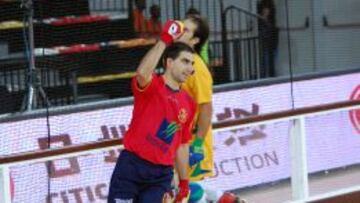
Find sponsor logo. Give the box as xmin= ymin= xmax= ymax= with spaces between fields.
xmin=156 ymin=120 xmax=179 ymax=144
xmin=349 ymin=85 xmax=360 ymax=134
xmin=216 ymin=104 xmax=266 ymax=147
xmin=48 ymin=183 xmax=108 ymax=202
xmin=38 ymin=134 xmax=80 ymax=178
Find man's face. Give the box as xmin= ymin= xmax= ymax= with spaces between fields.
xmin=176 ymin=19 xmax=198 ymax=47
xmin=167 ymin=51 xmax=195 ymax=83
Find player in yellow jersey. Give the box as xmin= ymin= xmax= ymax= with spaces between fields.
xmin=177 ymin=14 xmax=214 ymax=182
xmin=172 ymin=14 xmax=247 ymax=203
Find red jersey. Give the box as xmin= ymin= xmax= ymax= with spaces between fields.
xmin=124 ymin=75 xmax=196 ymax=166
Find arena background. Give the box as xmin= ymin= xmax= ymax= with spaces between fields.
xmin=0 ymin=0 xmax=359 ymax=202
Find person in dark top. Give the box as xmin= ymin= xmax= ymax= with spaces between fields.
xmin=257 ymin=0 xmax=279 ymax=78
xmin=146 ymin=4 xmax=162 ymax=37
xmin=133 ymin=0 xmax=147 ymax=35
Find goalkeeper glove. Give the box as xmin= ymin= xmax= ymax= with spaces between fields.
xmin=160 ymin=20 xmax=184 ymax=45
xmin=189 ymin=136 xmax=204 ymax=166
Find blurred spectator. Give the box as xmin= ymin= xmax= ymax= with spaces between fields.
xmin=146 ymin=4 xmax=162 ymax=37
xmin=257 ymin=0 xmax=278 ymax=78
xmin=186 ymin=7 xmax=200 ymax=16
xmin=133 ymin=0 xmax=147 ymax=35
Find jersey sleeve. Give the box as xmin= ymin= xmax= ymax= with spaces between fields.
xmin=131 ymin=74 xmax=159 ymax=98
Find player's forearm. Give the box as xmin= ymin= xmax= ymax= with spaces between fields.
xmin=196 ymin=102 xmax=213 ymax=139
xmin=136 ymin=41 xmax=166 ymax=87
xmin=175 ymin=143 xmax=189 ymax=180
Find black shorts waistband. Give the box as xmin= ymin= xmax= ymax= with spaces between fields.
xmin=121 ymin=149 xmax=173 ymax=170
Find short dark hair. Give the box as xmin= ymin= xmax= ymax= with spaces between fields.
xmin=162 ymin=42 xmax=195 ymax=67
xmin=187 ymin=14 xmax=209 ymax=54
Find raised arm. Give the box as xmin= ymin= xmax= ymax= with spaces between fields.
xmin=136 ymin=41 xmax=166 ymax=88
xmin=136 ymin=20 xmax=184 ymax=88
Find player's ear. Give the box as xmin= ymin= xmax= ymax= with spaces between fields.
xmin=165 ymin=58 xmax=173 ymax=69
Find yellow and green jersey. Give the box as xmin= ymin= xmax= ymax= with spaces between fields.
xmin=182 ymin=54 xmax=214 ymax=181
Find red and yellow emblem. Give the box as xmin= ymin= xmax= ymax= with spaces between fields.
xmin=178 ymin=108 xmax=188 ymax=123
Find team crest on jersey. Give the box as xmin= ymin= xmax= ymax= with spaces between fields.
xmin=178 ymin=108 xmax=188 ymax=123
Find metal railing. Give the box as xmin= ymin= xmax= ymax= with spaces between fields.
xmin=220 ymin=4 xmax=268 ymax=82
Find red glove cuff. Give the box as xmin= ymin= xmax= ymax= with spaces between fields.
xmin=160 ymin=32 xmax=173 ymax=46
xmin=175 ymin=179 xmax=190 ymax=202
xmin=160 ymin=20 xmax=184 ymax=46
xmin=178 ymin=179 xmax=189 ymax=190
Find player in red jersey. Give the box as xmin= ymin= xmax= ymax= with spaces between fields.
xmin=108 ymin=20 xmax=196 ymax=203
